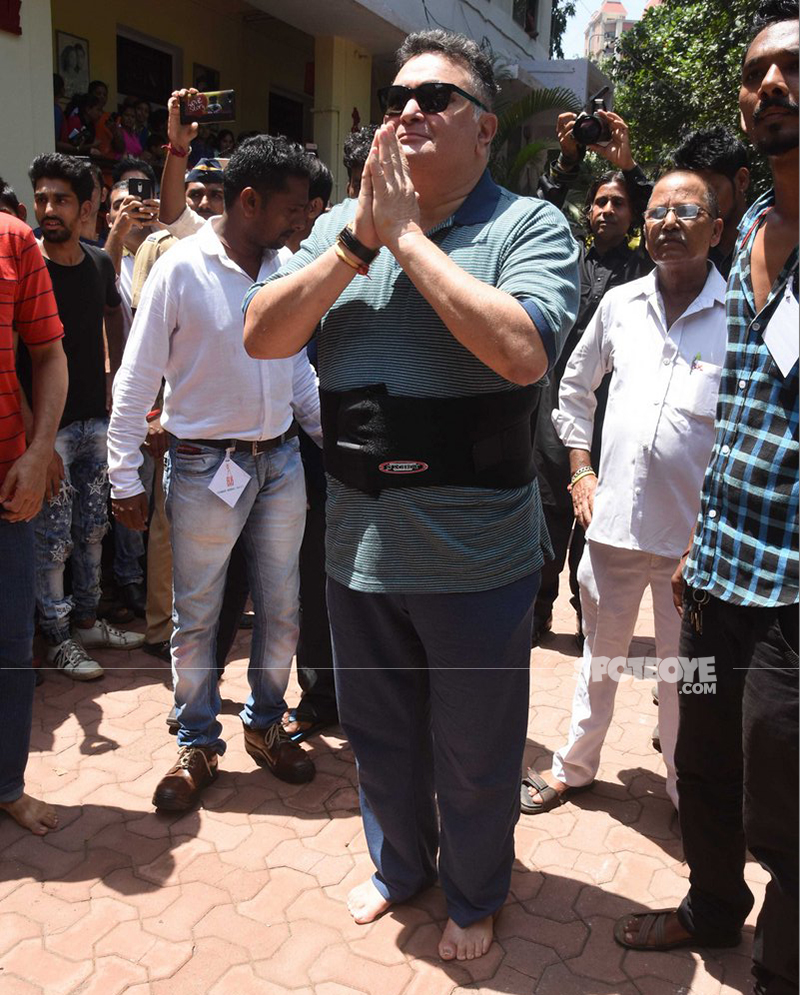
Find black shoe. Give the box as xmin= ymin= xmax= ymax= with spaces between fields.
xmin=143 ymin=640 xmax=171 ymax=663
xmin=531 ymin=614 xmax=552 ymax=647
xmin=119 ymin=581 xmax=146 ymax=618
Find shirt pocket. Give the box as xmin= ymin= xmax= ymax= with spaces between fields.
xmin=678 ymin=363 xmax=722 ymax=421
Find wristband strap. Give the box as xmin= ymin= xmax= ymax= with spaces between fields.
xmin=162 ymin=142 xmax=189 ymax=158
xmin=338 ymin=225 xmax=378 ymax=265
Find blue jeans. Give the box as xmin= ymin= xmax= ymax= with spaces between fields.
xmin=34 ymin=418 xmax=110 ymax=644
xmin=164 ymin=436 xmax=307 ymax=754
xmin=0 ymin=519 xmax=36 ymax=802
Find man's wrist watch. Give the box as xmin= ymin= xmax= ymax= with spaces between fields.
xmin=338 ymin=225 xmax=378 ymax=265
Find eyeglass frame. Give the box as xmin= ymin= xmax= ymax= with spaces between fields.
xmin=643 ymin=203 xmax=713 ymax=224
xmin=377 ymin=81 xmax=489 ymax=118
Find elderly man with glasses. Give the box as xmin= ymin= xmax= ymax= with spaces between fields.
xmin=522 ymin=169 xmax=728 ymax=818
xmin=243 ymin=30 xmax=579 ymax=961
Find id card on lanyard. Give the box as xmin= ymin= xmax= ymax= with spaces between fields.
xmin=208 ymin=448 xmax=252 ymax=507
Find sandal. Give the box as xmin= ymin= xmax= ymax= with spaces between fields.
xmin=520 ymin=770 xmax=594 ymax=815
xmin=613 ymin=909 xmax=741 ymax=951
xmin=282 ymin=701 xmax=339 ymax=743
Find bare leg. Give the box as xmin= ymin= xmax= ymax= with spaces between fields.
xmin=347 ymin=879 xmax=392 ymax=924
xmin=439 ymin=915 xmax=494 ymax=961
xmin=0 ymin=793 xmax=58 ymax=836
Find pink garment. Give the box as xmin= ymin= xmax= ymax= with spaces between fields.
xmin=121 ymin=130 xmax=143 ymax=157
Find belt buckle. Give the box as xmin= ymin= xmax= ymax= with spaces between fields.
xmin=251 ymin=440 xmax=259 ymax=457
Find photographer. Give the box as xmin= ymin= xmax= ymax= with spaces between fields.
xmin=530 ymin=108 xmax=653 ymax=647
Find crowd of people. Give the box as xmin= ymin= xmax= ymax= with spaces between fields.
xmin=0 ymin=1 xmax=797 ymax=990
xmin=54 ymin=74 xmax=257 ymax=179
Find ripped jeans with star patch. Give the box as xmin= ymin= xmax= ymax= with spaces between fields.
xmin=34 ymin=418 xmax=110 ymax=645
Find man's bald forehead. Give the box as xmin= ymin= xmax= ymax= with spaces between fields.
xmin=650 ymin=169 xmax=719 ymax=215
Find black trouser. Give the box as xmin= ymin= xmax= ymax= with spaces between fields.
xmin=533 ymin=504 xmax=584 ymax=622
xmin=295 ymin=478 xmax=337 ymax=721
xmin=675 ymin=590 xmax=798 ymax=994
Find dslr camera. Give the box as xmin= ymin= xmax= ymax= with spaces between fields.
xmin=572 ymin=87 xmax=612 ymax=147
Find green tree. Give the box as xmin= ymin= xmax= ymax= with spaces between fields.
xmin=550 ymin=0 xmax=578 ymax=59
xmin=490 ymin=86 xmax=581 ymax=192
xmin=607 ymin=0 xmax=767 ymax=185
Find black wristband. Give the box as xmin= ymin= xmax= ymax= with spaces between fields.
xmin=338 ymin=225 xmax=379 ymax=265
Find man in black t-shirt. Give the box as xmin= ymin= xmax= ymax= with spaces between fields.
xmin=23 ymin=154 xmax=144 ymax=680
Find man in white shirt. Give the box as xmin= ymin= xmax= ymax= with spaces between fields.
xmin=522 ymin=170 xmax=727 ymax=815
xmin=108 ymin=136 xmax=321 ymax=811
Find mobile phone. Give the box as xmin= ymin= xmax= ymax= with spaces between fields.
xmin=180 ymin=89 xmax=236 ymax=125
xmin=128 ymin=178 xmax=153 ymax=200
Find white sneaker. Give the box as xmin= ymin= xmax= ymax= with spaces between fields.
xmin=73 ymin=620 xmax=145 ymax=651
xmin=47 ymin=638 xmax=104 ymax=681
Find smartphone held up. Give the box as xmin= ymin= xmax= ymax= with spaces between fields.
xmin=180 ymin=90 xmax=236 ymax=125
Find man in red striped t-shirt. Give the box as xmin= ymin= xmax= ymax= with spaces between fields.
xmin=0 ymin=207 xmax=68 ymax=835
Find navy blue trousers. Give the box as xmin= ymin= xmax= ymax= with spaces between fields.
xmin=328 ymin=570 xmax=539 ymax=927
xmin=0 ymin=519 xmax=36 ymax=802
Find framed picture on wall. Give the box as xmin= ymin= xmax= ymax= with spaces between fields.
xmin=56 ymin=31 xmax=90 ymax=100
xmin=193 ymin=64 xmax=220 ymax=92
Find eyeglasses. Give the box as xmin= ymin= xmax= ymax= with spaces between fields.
xmin=378 ymin=82 xmax=489 ymax=117
xmin=644 ymin=204 xmax=711 ymax=223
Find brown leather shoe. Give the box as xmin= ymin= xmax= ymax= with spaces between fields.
xmin=243 ymin=721 xmax=315 ymax=784
xmin=152 ymin=746 xmax=218 ymax=811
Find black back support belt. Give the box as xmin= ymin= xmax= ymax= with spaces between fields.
xmin=320 ymin=383 xmax=540 ymax=494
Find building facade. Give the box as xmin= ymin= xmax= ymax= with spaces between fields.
xmin=1 ymin=0 xmax=559 ymax=207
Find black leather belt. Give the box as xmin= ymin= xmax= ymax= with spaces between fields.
xmin=188 ymin=422 xmax=298 ymax=455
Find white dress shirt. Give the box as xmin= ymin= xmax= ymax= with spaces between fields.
xmin=554 ymin=265 xmax=727 ymax=558
xmin=165 ymin=204 xmax=206 ymax=240
xmin=118 ymin=251 xmax=134 ymax=339
xmin=108 ymin=217 xmax=321 ymax=499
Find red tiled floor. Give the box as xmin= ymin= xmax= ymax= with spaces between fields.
xmin=0 ymin=583 xmax=761 ymax=993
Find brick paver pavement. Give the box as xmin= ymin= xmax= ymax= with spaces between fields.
xmin=0 ymin=583 xmax=765 ymax=994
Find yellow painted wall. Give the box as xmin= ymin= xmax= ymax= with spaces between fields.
xmin=313 ymin=36 xmax=373 ymax=202
xmin=49 ymin=0 xmax=314 ymax=134
xmin=0 ymin=0 xmax=54 ymax=216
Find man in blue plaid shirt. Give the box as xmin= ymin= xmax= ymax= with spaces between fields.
xmin=615 ymin=3 xmax=798 ymax=992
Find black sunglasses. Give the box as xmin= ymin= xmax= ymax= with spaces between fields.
xmin=378 ymin=82 xmax=489 ymax=117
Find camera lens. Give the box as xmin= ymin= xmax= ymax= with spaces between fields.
xmin=574 ymin=115 xmax=603 ymax=146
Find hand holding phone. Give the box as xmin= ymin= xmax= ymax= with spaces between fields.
xmin=180 ymin=89 xmax=236 ymax=125
xmin=128 ymin=178 xmax=153 ymax=201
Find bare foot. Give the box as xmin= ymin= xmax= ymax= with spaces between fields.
xmin=0 ymin=793 xmax=58 ymax=836
xmin=439 ymin=915 xmax=494 ymax=961
xmin=347 ymin=879 xmax=392 ymax=924
xmin=525 ymin=770 xmax=567 ymax=806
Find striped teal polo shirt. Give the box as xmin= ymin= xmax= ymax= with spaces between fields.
xmin=244 ymin=170 xmax=580 ymax=593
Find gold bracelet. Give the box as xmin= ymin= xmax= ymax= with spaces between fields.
xmin=334 ymin=241 xmax=368 ymax=276
xmin=568 ymin=466 xmax=596 ymax=492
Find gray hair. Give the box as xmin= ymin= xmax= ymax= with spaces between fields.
xmin=395 ymin=30 xmax=498 ymax=111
